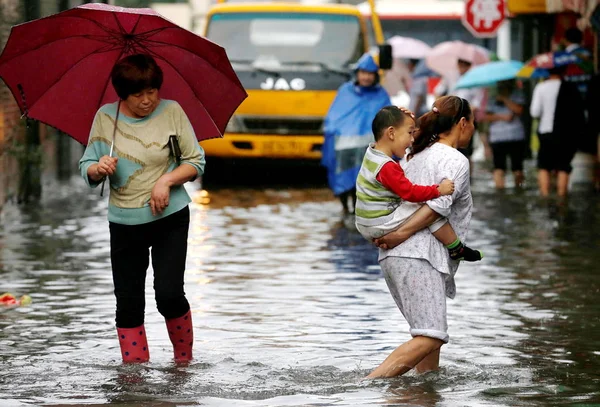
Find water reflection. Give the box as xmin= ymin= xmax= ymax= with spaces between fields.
xmin=0 ymin=166 xmax=599 ymax=406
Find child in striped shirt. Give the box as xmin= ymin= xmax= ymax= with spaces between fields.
xmin=355 ymin=105 xmax=482 ymax=262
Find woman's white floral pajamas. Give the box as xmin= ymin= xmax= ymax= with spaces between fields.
xmin=378 ymin=143 xmax=474 ymax=343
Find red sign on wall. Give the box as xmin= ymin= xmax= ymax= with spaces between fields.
xmin=462 ymin=0 xmax=506 ymax=38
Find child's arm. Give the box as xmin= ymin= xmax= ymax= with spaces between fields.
xmin=376 ymin=162 xmax=454 ymax=202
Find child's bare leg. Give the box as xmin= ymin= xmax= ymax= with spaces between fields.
xmin=367 ymin=336 xmax=443 ymax=379
xmin=431 ymin=222 xmax=457 ymax=246
xmin=432 ymin=223 xmax=483 ymax=262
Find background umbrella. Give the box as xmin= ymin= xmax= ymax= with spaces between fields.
xmin=388 ymin=36 xmax=432 ymax=59
xmin=412 ymin=59 xmax=439 ymax=79
xmin=0 ymin=3 xmax=247 ymax=144
xmin=516 ymin=51 xmax=581 ymax=79
xmin=455 ymin=60 xmax=524 ymax=89
xmin=425 ymin=41 xmax=490 ymax=77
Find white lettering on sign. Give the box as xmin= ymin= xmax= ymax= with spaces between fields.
xmin=290 ymin=78 xmax=306 ymax=91
xmin=470 ymin=0 xmax=502 ymax=29
xmin=274 ymin=78 xmax=290 ymax=90
xmin=260 ymin=77 xmax=306 ymax=91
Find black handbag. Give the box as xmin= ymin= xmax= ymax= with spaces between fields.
xmin=168 ymin=135 xmax=182 ymax=165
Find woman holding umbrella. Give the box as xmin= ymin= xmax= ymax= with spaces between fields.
xmin=0 ymin=3 xmax=246 ymax=363
xmin=80 ymin=54 xmax=205 ymax=363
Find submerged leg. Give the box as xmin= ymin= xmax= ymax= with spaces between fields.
xmin=367 ymin=336 xmax=444 ymax=378
xmin=557 ymin=171 xmax=570 ymax=197
xmin=415 ymin=347 xmax=440 ymax=373
xmin=538 ymin=169 xmax=551 ymax=197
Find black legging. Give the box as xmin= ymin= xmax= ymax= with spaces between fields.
xmin=338 ymin=188 xmax=357 ymax=214
xmin=109 ymin=206 xmax=190 ymax=328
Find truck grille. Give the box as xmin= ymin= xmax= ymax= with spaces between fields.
xmin=242 ymin=117 xmax=323 ymax=135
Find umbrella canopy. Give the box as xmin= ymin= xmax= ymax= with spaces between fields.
xmin=388 ymin=36 xmax=432 ymax=59
xmin=425 ymin=41 xmax=490 ymax=77
xmin=516 ymin=51 xmax=581 ymax=79
xmin=454 ymin=60 xmax=524 ymax=89
xmin=412 ymin=59 xmax=439 ymax=79
xmin=0 ymin=3 xmax=247 ymax=144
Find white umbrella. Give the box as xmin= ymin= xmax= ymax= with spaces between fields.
xmin=388 ymin=36 xmax=432 ymax=59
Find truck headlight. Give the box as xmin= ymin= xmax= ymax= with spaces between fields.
xmin=225 ymin=115 xmax=243 ymax=133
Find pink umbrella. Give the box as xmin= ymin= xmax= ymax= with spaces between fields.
xmin=0 ymin=3 xmax=247 ymax=144
xmin=425 ymin=41 xmax=490 ymax=77
xmin=388 ymin=36 xmax=432 ymax=59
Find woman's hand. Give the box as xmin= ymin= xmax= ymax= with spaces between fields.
xmin=373 ymin=205 xmax=443 ymax=250
xmin=373 ymin=229 xmax=411 ymax=250
xmin=398 ymin=107 xmax=415 ymax=120
xmin=88 ymin=155 xmax=118 ymax=182
xmin=150 ymin=177 xmax=172 ymax=216
xmin=97 ymin=155 xmax=118 ymax=177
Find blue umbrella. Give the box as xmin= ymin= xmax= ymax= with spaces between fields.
xmin=455 ymin=60 xmax=524 ymax=89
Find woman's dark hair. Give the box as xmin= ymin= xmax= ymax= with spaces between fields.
xmin=409 ymin=96 xmax=472 ymax=158
xmin=111 ymin=54 xmax=163 ymax=100
xmin=372 ymin=105 xmax=410 ymax=141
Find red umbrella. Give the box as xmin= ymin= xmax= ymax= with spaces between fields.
xmin=0 ymin=3 xmax=247 ymax=144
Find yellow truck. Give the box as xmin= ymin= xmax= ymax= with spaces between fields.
xmin=200 ymin=0 xmax=389 ymax=161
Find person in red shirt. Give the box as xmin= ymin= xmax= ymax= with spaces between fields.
xmin=355 ymin=105 xmax=482 ymax=261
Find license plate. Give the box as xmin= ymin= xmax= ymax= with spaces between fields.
xmin=261 ymin=140 xmax=305 ymax=156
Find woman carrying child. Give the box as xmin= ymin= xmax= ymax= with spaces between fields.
xmin=365 ymin=96 xmax=478 ymax=378
xmin=355 ymin=105 xmax=481 ymax=262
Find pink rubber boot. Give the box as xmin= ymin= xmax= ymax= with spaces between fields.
xmin=117 ymin=325 xmax=150 ymax=363
xmin=165 ymin=310 xmax=193 ymax=362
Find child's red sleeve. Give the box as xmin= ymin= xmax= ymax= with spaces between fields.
xmin=376 ymin=162 xmax=440 ymax=202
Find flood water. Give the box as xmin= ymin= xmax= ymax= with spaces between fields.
xmin=1 ymin=162 xmax=599 ymax=406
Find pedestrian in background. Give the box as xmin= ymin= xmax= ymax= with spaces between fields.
xmin=407 ymin=59 xmax=432 ymax=118
xmin=435 ymin=59 xmax=485 ymax=166
xmin=79 ymin=54 xmax=205 ymax=363
xmin=484 ymin=79 xmax=527 ymax=189
xmin=561 ymin=27 xmax=593 ymax=96
xmin=530 ymin=66 xmax=585 ymax=197
xmin=322 ymin=53 xmax=391 ymax=216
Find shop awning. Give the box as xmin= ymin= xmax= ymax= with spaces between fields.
xmin=508 ymin=0 xmax=599 ymax=30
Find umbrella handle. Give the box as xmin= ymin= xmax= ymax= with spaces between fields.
xmin=99 ymin=139 xmax=114 ymax=197
xmin=100 ymin=101 xmax=120 ymax=198
xmin=100 ymin=178 xmax=107 ymax=196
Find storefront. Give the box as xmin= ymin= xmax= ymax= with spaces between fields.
xmin=507 ymin=0 xmax=599 ymax=67
xmin=507 ymin=0 xmax=599 ymax=189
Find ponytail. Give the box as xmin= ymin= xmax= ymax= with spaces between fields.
xmin=408 ymin=96 xmax=471 ymax=159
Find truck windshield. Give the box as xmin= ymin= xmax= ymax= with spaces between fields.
xmin=364 ymin=18 xmax=495 ymax=48
xmin=207 ymin=12 xmax=363 ymax=68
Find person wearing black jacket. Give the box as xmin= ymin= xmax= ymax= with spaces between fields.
xmin=530 ymin=66 xmax=586 ymax=197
